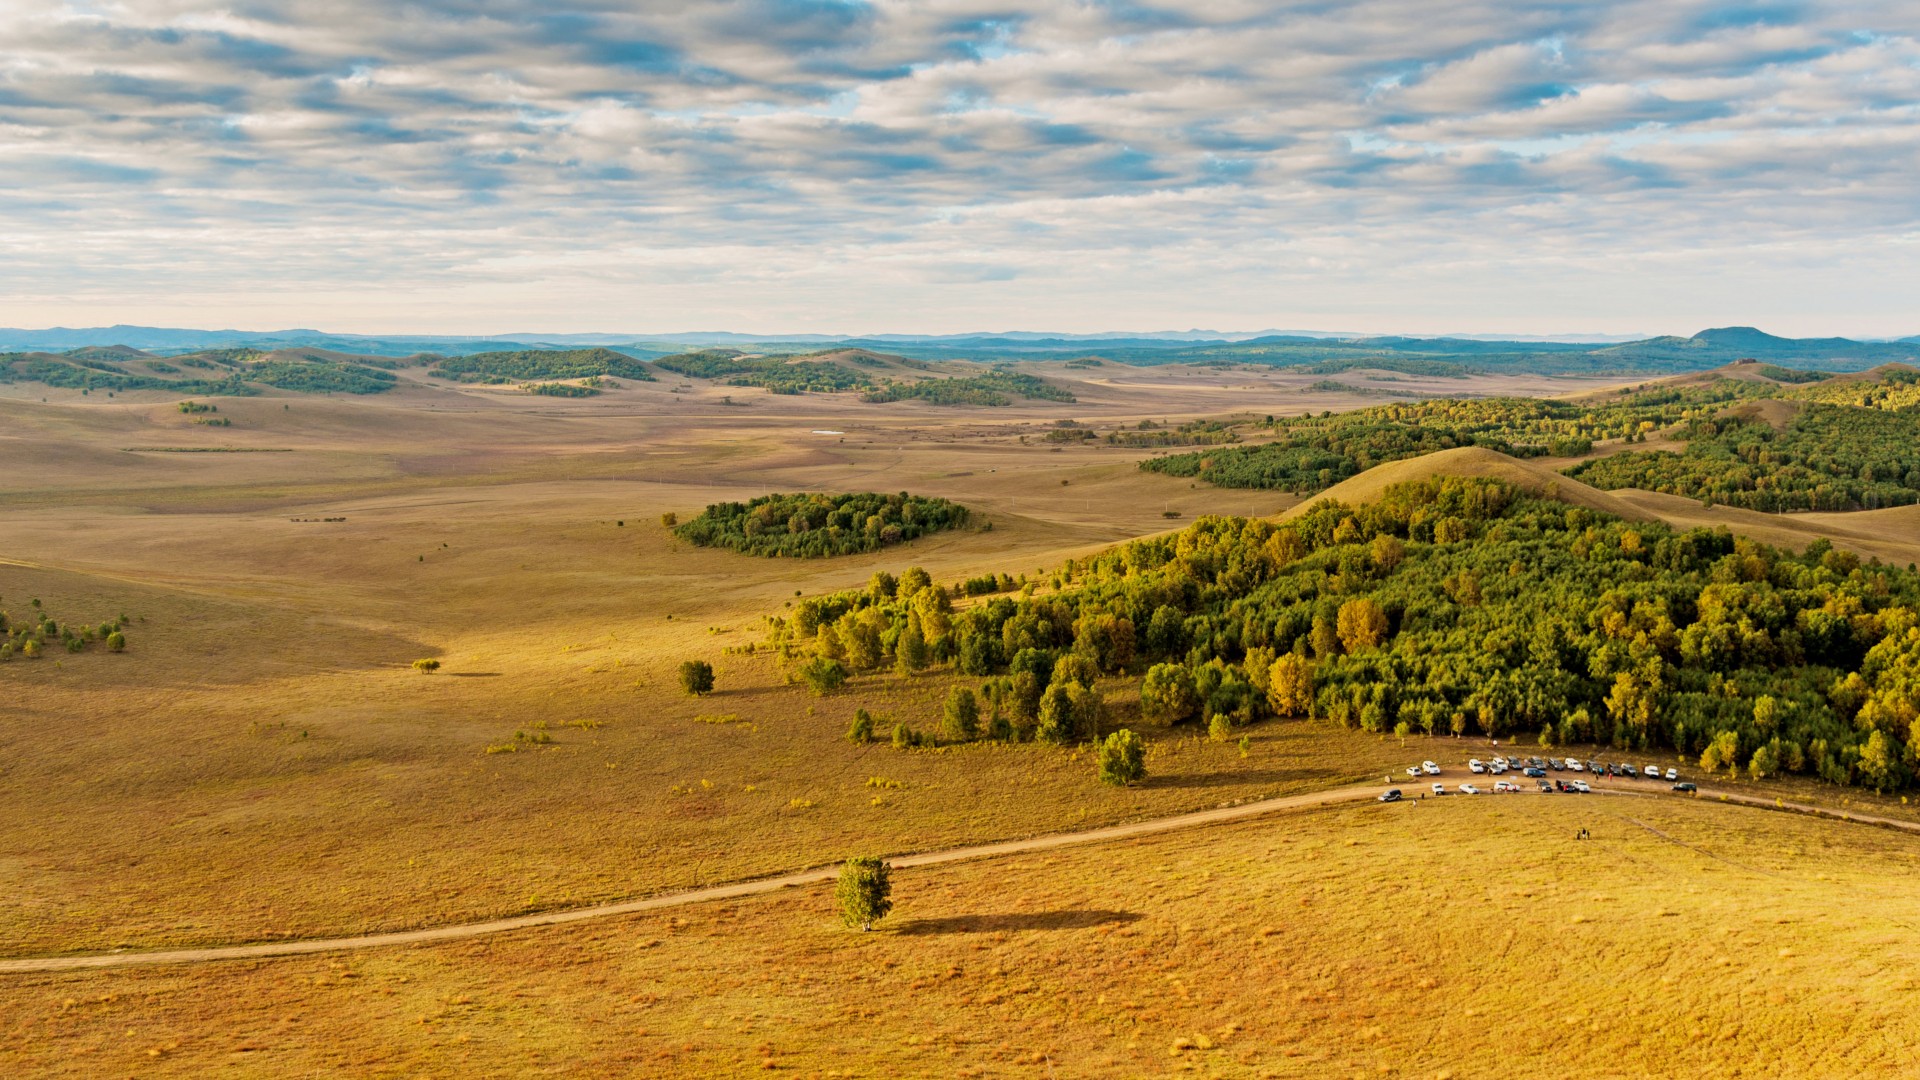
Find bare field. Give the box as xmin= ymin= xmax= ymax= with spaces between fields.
xmin=4 ymin=792 xmax=1917 ymax=1078
xmin=3 ymin=369 xmax=1626 ymax=956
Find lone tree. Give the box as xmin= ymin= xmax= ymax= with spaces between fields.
xmin=1098 ymin=728 xmax=1146 ymax=786
xmin=846 ymin=708 xmax=875 ymax=743
xmin=678 ymin=659 xmax=715 ymax=696
xmin=412 ymin=658 xmax=440 ymax=673
xmin=836 ymin=857 xmax=893 ymax=931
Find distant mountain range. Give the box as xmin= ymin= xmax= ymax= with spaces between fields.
xmin=0 ymin=324 xmax=1913 ymax=374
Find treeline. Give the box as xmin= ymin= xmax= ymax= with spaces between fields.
xmin=430 ymin=348 xmax=656 ymax=384
xmin=862 ymin=371 xmax=1076 ymax=406
xmin=1 ymin=598 xmax=128 ymax=659
xmin=1106 ymin=419 xmax=1240 ymax=448
xmin=0 ymin=355 xmax=252 ymax=396
xmin=1140 ymin=390 xmax=1759 ymax=493
xmin=248 ymin=360 xmax=397 ymax=394
xmin=761 ymin=475 xmax=1920 ymax=792
xmin=674 ymin=492 xmax=971 ymax=557
xmin=1568 ymin=405 xmax=1920 ymax=511
xmin=652 ymin=350 xmax=874 ymax=395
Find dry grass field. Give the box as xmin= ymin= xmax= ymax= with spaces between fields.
xmin=4 ymin=791 xmax=1919 ymax=1078
xmin=5 ymin=362 xmax=1918 ymax=1077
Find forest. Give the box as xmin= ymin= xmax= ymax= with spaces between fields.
xmin=246 ymin=359 xmax=398 ymax=394
xmin=1105 ymin=419 xmax=1241 ymax=448
xmin=1787 ymin=367 xmax=1920 ymax=411
xmin=862 ymin=371 xmax=1076 ymax=406
xmin=1568 ymin=405 xmax=1920 ymax=511
xmin=673 ymin=492 xmax=972 ymax=557
xmin=429 ymin=348 xmax=656 ymax=384
xmin=650 ymin=350 xmax=875 ymax=394
xmin=759 ymin=476 xmax=1920 ymax=792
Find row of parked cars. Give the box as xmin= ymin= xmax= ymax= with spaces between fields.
xmin=1381 ymin=755 xmax=1695 ymax=802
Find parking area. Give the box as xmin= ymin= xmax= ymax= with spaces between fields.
xmin=1379 ymin=755 xmax=1694 ymax=802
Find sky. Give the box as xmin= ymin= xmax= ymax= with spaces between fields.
xmin=1 ymin=1 xmax=1917 ymax=338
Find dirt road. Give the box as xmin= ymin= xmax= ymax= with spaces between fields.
xmin=4 ymin=777 xmax=1913 ymax=974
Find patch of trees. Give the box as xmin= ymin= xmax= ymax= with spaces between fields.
xmin=862 ymin=371 xmax=1076 ymax=406
xmin=1106 ymin=419 xmax=1240 ymax=448
xmin=760 ymin=474 xmax=1920 ymax=793
xmin=1 ymin=598 xmax=128 ymax=660
xmin=0 ymin=354 xmax=252 ymax=396
xmin=525 ymin=381 xmax=601 ymax=397
xmin=247 ymin=360 xmax=397 ymax=394
xmin=430 ymin=348 xmax=656 ymax=384
xmin=1787 ymin=369 xmax=1920 ymax=412
xmin=650 ymin=350 xmax=874 ymax=395
xmin=1140 ymin=390 xmax=1760 ymax=493
xmin=674 ymin=492 xmax=971 ymax=558
xmin=1568 ymin=405 xmax=1920 ymax=511
xmin=1753 ymin=365 xmax=1825 ymax=384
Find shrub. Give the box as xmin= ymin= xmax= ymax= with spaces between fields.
xmin=412 ymin=658 xmax=440 ymax=673
xmin=678 ymin=659 xmax=715 ymax=696
xmin=800 ymin=656 xmax=848 ymax=695
xmin=847 ymin=708 xmax=874 ymax=743
xmin=890 ymin=722 xmax=921 ymax=749
xmin=1098 ymin=729 xmax=1147 ymax=786
xmin=835 ymin=857 xmax=893 ymax=931
xmin=661 ymin=511 xmax=677 ymax=527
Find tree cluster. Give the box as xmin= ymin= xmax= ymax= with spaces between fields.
xmin=674 ymin=492 xmax=970 ymax=558
xmin=1 ymin=598 xmax=128 ymax=660
xmin=430 ymin=348 xmax=656 ymax=384
xmin=862 ymin=372 xmax=1076 ymax=406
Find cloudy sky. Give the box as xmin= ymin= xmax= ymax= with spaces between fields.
xmin=2 ymin=1 xmax=1917 ymax=336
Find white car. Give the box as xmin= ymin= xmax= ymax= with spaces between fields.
xmin=1489 ymin=761 xmax=1507 ymax=774
xmin=1422 ymin=761 xmax=1441 ymax=775
xmin=1458 ymin=784 xmax=1481 ymax=795
xmin=1665 ymin=768 xmax=1679 ymax=781
xmin=1565 ymin=759 xmax=1584 ymax=772
xmin=1493 ymin=780 xmax=1520 ymax=792
xmin=1643 ymin=764 xmax=1663 ymax=779
xmin=1468 ymin=759 xmax=1486 ymax=773
xmin=1431 ymin=783 xmax=1446 ymax=795
xmin=1572 ymin=780 xmax=1591 ymax=793
xmin=1406 ymin=766 xmax=1421 ymax=779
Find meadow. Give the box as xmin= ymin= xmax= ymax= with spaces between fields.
xmin=4 ymin=357 xmax=1919 ymax=1076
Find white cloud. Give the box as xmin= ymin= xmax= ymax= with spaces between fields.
xmin=0 ymin=0 xmax=1916 ymax=335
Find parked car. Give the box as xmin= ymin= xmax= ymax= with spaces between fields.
xmin=1673 ymin=782 xmax=1698 ymax=793
xmin=1489 ymin=760 xmax=1508 ymax=774
xmin=1620 ymin=765 xmax=1639 ymax=778
xmin=1379 ymin=789 xmax=1403 ymax=802
xmin=1493 ymin=780 xmax=1520 ymax=792
xmin=1459 ymin=784 xmax=1481 ymax=795
xmin=1587 ymin=760 xmax=1602 ymax=773
xmin=1537 ymin=778 xmax=1554 ymax=792
xmin=1406 ymin=766 xmax=1422 ymax=779
xmin=1527 ymin=757 xmax=1546 ymax=768
xmin=1643 ymin=764 xmax=1662 ymax=778
xmin=1422 ymin=761 xmax=1441 ymax=775
xmin=1572 ymin=780 xmax=1591 ymax=793
xmin=1665 ymin=768 xmax=1679 ymax=781
xmin=1566 ymin=759 xmax=1585 ymax=772
xmin=1548 ymin=758 xmax=1565 ymax=771
xmin=1468 ymin=759 xmax=1486 ymax=773
xmin=1524 ymin=766 xmax=1546 ymax=778
xmin=1506 ymin=756 xmax=1523 ymax=769
xmin=1432 ymin=783 xmax=1447 ymax=795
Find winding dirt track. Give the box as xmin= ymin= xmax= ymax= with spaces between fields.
xmin=4 ymin=779 xmax=1914 ymax=974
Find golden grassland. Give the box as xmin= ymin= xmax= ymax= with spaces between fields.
xmin=6 ymin=364 xmax=1920 ymax=1077
xmin=4 ymin=792 xmax=1919 ymax=1078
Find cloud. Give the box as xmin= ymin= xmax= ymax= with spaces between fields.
xmin=0 ymin=0 xmax=1917 ymax=335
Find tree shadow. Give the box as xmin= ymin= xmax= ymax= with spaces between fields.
xmin=1142 ymin=769 xmax=1298 ymax=789
xmin=893 ymin=910 xmax=1142 ymax=936
xmin=447 ymin=671 xmax=503 ymax=678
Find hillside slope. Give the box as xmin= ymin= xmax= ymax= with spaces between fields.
xmin=1279 ymin=446 xmax=1660 ymax=522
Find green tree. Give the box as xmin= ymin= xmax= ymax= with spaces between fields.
xmin=1140 ymin=662 xmax=1200 ymax=725
xmin=1859 ymin=730 xmax=1905 ymax=793
xmin=1699 ymin=730 xmax=1741 ymax=776
xmin=835 ymin=857 xmax=893 ymax=931
xmin=894 ymin=619 xmax=929 ymax=675
xmin=1036 ymin=683 xmax=1078 ymax=744
xmin=678 ymin=659 xmax=715 ymax=696
xmin=412 ymin=658 xmax=440 ymax=673
xmin=943 ymin=686 xmax=980 ymax=742
xmin=799 ymin=656 xmax=848 ymax=695
xmin=847 ymin=708 xmax=874 ymax=743
xmin=1098 ymin=729 xmax=1147 ymax=786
